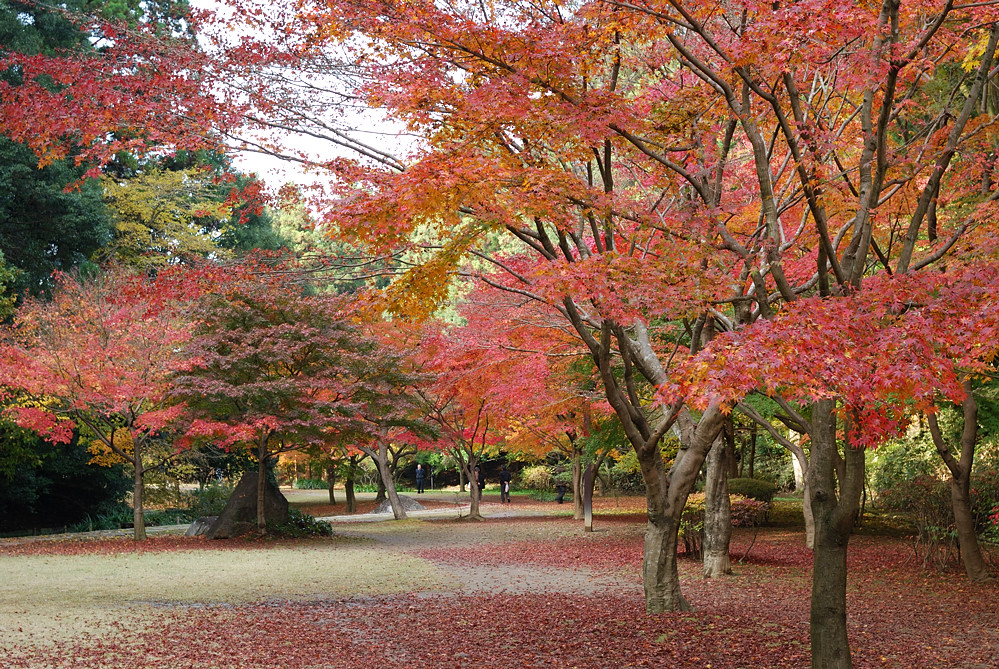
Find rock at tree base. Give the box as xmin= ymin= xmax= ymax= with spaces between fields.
xmin=373 ymin=495 xmax=426 ymax=514
xmin=186 ymin=516 xmax=217 ymax=537
xmin=206 ymin=472 xmax=289 ymax=539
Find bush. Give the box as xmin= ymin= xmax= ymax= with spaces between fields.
xmin=985 ymin=505 xmax=999 ymax=544
xmin=728 ymin=478 xmax=778 ymax=503
xmin=879 ymin=476 xmax=955 ymax=568
xmin=66 ymin=503 xmax=135 ymax=533
xmin=678 ymin=493 xmax=771 ymax=559
xmin=144 ymin=508 xmax=193 ymax=526
xmin=293 ymin=478 xmax=327 ymax=490
xmin=519 ymin=465 xmax=552 ymax=490
xmin=184 ymin=483 xmax=234 ymax=517
xmin=270 ymin=508 xmax=334 ymax=538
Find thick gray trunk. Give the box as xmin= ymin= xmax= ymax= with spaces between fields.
xmin=702 ymin=435 xmax=732 ymax=578
xmin=637 ymin=405 xmax=725 ymax=612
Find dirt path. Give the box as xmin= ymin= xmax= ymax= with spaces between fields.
xmin=326 ymin=504 xmax=644 ymax=597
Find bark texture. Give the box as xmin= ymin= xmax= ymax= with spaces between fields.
xmin=702 ymin=435 xmax=732 ymax=578
xmin=808 ymin=400 xmax=864 ymax=669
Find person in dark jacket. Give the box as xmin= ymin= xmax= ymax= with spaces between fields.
xmin=415 ymin=463 xmax=426 ymax=494
xmin=474 ymin=466 xmax=485 ymax=500
xmin=498 ymin=465 xmax=512 ymax=503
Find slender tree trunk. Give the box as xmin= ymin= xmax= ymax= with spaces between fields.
xmin=374 ymin=430 xmax=406 ymax=520
xmin=572 ymin=450 xmax=584 ymax=520
xmin=803 ymin=478 xmax=816 ymax=549
xmin=326 ymin=465 xmax=336 ymax=504
xmin=724 ymin=419 xmax=739 ymax=478
xmin=748 ymin=426 xmax=756 ymax=478
xmin=257 ymin=438 xmax=268 ymax=533
xmin=928 ymin=390 xmax=994 ymax=581
xmin=702 ymin=435 xmax=732 ymax=578
xmin=132 ymin=450 xmax=146 ymax=541
xmin=583 ymin=463 xmax=596 ymax=532
xmin=808 ymin=400 xmax=864 ymax=669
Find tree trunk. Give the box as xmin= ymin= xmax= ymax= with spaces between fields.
xmin=724 ymin=418 xmax=739 ymax=478
xmin=928 ymin=387 xmax=994 ymax=582
xmin=808 ymin=400 xmax=864 ymax=669
xmin=803 ymin=478 xmax=816 ymax=549
xmin=345 ymin=475 xmax=356 ymax=513
xmin=572 ymin=450 xmax=584 ymax=521
xmin=702 ymin=435 xmax=732 ymax=578
xmin=256 ymin=438 xmax=268 ymax=533
xmin=636 ymin=405 xmax=725 ymax=612
xmin=374 ymin=430 xmax=406 ymax=520
xmin=583 ymin=463 xmax=596 ymax=532
xmin=374 ymin=475 xmax=387 ymax=504
xmin=464 ymin=459 xmax=483 ymax=520
xmin=951 ymin=474 xmax=992 ymax=581
xmin=326 ymin=465 xmax=336 ymax=504
xmin=132 ymin=450 xmax=146 ymax=541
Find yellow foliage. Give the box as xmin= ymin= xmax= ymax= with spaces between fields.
xmin=87 ymin=428 xmax=133 ymax=467
xmin=100 ymin=168 xmax=233 ymax=268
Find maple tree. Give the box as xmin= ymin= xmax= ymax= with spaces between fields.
xmin=0 ymin=0 xmax=240 ymax=170
xmin=172 ymin=266 xmax=397 ymax=532
xmin=204 ymin=0 xmax=999 ymax=665
xmin=0 ymin=269 xmax=193 ymax=540
xmin=418 ymin=324 xmax=514 ymax=521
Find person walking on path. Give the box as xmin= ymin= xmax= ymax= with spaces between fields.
xmin=415 ymin=464 xmax=426 ymax=494
xmin=498 ymin=465 xmax=512 ymax=503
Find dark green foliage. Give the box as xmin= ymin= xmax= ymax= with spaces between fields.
xmin=270 ymin=508 xmax=334 ymax=537
xmin=66 ymin=504 xmax=134 ymax=532
xmin=0 ymin=431 xmax=131 ymax=533
xmin=184 ymin=482 xmax=235 ymax=517
xmin=293 ymin=478 xmax=327 ymax=490
xmin=0 ymin=138 xmax=111 ymax=297
xmin=728 ymin=478 xmax=778 ymax=503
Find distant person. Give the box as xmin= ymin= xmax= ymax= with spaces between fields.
xmin=475 ymin=466 xmax=485 ymax=500
xmin=555 ymin=481 xmax=568 ymax=504
xmin=415 ymin=464 xmax=426 ymax=494
xmin=498 ymin=465 xmax=512 ymax=503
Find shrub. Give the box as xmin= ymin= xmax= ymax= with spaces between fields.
xmin=270 ymin=508 xmax=334 ymax=537
xmin=66 ymin=503 xmax=134 ymax=533
xmin=728 ymin=478 xmax=778 ymax=503
xmin=879 ymin=476 xmax=955 ymax=568
xmin=678 ymin=493 xmax=770 ymax=559
xmin=985 ymin=505 xmax=999 ymax=544
xmin=519 ymin=465 xmax=553 ymax=490
xmin=184 ymin=483 xmax=234 ymax=517
xmin=144 ymin=508 xmax=193 ymax=526
xmin=293 ymin=478 xmax=327 ymax=490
